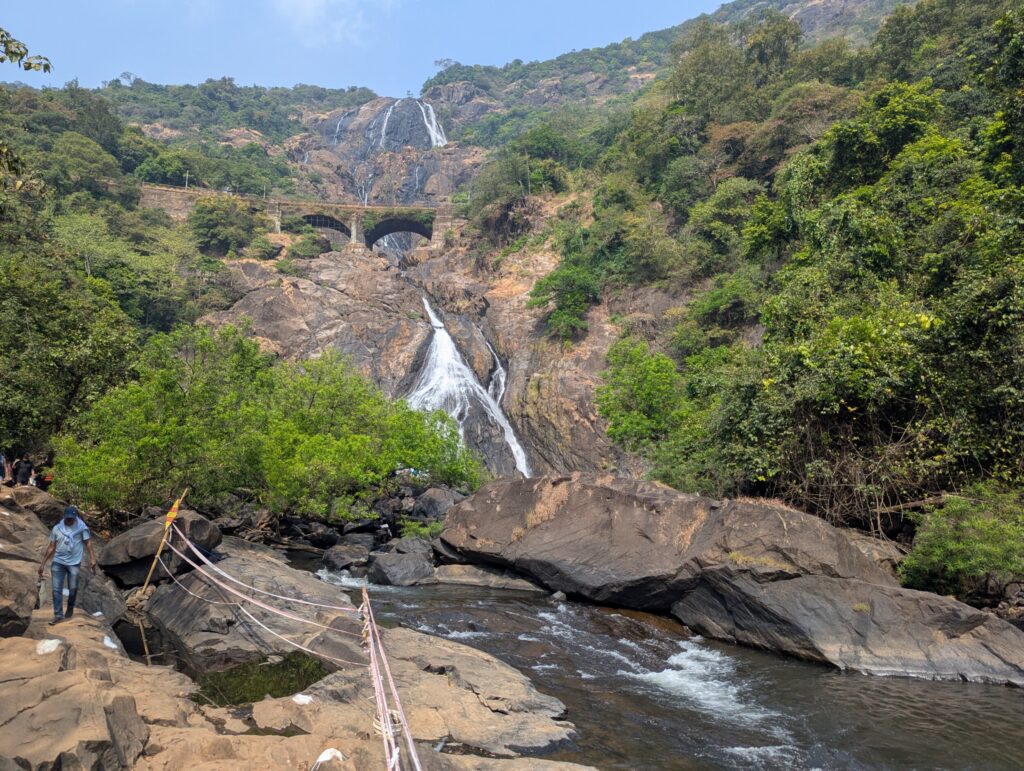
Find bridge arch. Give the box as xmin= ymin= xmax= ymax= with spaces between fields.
xmin=302 ymin=213 xmax=351 ymax=239
xmin=364 ymin=217 xmax=433 ymax=249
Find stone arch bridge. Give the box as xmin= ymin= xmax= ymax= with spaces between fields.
xmin=138 ymin=183 xmax=453 ymax=255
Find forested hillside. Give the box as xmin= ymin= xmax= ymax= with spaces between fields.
xmin=465 ymin=0 xmax=1024 ymax=599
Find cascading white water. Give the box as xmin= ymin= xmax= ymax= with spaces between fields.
xmin=415 ymin=100 xmax=448 ymax=148
xmin=408 ymin=298 xmax=531 ymax=476
xmin=379 ymin=100 xmax=398 ymax=147
xmin=377 ymin=98 xmax=448 ymax=150
xmin=332 ymin=115 xmax=345 ymax=146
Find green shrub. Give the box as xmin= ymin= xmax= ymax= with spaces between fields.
xmin=399 ymin=518 xmax=444 ymax=539
xmin=245 ymin=235 xmax=281 ymax=260
xmin=188 ymin=195 xmax=262 ymax=255
xmin=900 ymin=484 xmax=1024 ymax=599
xmin=192 ymin=653 xmax=328 ymax=706
xmin=53 ymin=326 xmax=481 ymax=517
xmin=288 ymin=234 xmax=329 ymax=259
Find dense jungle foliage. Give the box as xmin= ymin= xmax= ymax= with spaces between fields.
xmin=470 ymin=0 xmax=1024 ymax=598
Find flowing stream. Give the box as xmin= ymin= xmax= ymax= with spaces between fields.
xmin=406 ymin=297 xmax=532 ymax=476
xmin=312 ymin=574 xmax=1022 ymax=770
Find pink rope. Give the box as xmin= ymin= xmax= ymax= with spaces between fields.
xmin=162 ymin=538 xmax=363 ymax=638
xmin=362 ymin=599 xmax=400 ymax=769
xmin=363 ymin=588 xmax=423 ymax=771
xmin=170 ymin=523 xmax=360 ymax=614
xmin=158 ymin=544 xmax=365 ymax=668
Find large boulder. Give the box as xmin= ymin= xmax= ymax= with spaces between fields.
xmin=442 ymin=475 xmax=894 ymax=609
xmin=0 ymin=492 xmax=49 ymax=636
xmin=99 ymin=509 xmax=222 ymax=587
xmin=146 ymin=537 xmax=363 ymax=674
xmin=11 ymin=486 xmax=68 ymax=528
xmin=413 ymin=487 xmax=457 ymax=520
xmin=441 ymin=475 xmax=1024 ymax=685
xmin=250 ymin=626 xmax=578 ymax=758
xmin=672 ymin=568 xmax=1024 ymax=686
xmin=321 ymin=543 xmax=370 ymax=572
xmin=368 ymin=551 xmax=435 ymax=586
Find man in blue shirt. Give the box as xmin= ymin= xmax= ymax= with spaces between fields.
xmin=37 ymin=506 xmax=98 ymax=625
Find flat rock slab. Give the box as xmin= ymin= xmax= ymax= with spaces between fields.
xmin=434 ymin=563 xmax=546 ymax=593
xmin=672 ymin=569 xmax=1024 ymax=686
xmin=252 ymin=626 xmax=576 ymax=758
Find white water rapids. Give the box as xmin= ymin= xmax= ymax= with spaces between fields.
xmin=407 ymin=298 xmax=531 ymax=476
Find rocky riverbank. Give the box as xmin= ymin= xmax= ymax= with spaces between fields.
xmin=439 ymin=475 xmax=1024 ymax=687
xmin=0 ymin=488 xmax=590 ymax=770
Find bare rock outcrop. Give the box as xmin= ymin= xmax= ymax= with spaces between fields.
xmin=146 ymin=537 xmax=363 ymax=674
xmin=99 ymin=509 xmax=221 ymax=587
xmin=441 ymin=475 xmax=1024 ymax=685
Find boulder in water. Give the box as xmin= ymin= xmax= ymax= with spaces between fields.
xmin=672 ymin=568 xmax=1024 ymax=686
xmin=321 ymin=543 xmax=370 ymax=571
xmin=99 ymin=509 xmax=221 ymax=587
xmin=367 ymin=550 xmax=435 ymax=587
xmin=441 ymin=475 xmax=1024 ymax=685
xmin=442 ymin=475 xmax=894 ymax=609
xmin=434 ymin=564 xmax=546 ymax=593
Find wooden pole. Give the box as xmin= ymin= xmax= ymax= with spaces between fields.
xmin=137 ymin=620 xmax=152 ymax=666
xmin=140 ymin=489 xmax=188 ymax=594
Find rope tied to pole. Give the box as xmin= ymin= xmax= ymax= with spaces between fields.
xmin=157 ymin=522 xmax=424 ymax=770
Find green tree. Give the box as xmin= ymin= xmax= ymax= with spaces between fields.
xmin=188 ymin=195 xmax=263 ymax=254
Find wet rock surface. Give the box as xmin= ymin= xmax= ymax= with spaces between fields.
xmin=368 ymin=549 xmax=436 ymax=587
xmin=441 ymin=474 xmax=1024 ymax=684
xmin=673 ymin=568 xmax=1024 ymax=686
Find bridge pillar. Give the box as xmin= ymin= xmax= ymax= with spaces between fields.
xmin=430 ymin=202 xmax=454 ymax=250
xmin=344 ymin=212 xmax=371 ymax=257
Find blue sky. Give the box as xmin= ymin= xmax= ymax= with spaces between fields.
xmin=4 ymin=1 xmax=723 ymax=96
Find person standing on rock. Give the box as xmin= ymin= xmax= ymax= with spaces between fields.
xmin=37 ymin=506 xmax=98 ymax=625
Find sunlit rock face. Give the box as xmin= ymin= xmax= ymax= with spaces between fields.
xmin=284 ymin=96 xmax=485 ymax=210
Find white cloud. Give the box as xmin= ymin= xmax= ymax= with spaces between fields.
xmin=267 ymin=0 xmax=399 ymax=47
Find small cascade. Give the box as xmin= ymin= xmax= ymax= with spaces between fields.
xmin=407 ymin=298 xmax=531 ymax=476
xmin=415 ymin=100 xmax=448 ymax=148
xmin=332 ymin=115 xmax=345 ymax=146
xmin=379 ymin=99 xmax=398 ymax=147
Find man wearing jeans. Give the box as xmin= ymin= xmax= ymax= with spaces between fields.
xmin=38 ymin=506 xmax=98 ymax=625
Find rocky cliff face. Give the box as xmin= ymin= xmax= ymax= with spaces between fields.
xmin=206 ymin=209 xmax=648 ymax=478
xmin=284 ymin=96 xmax=486 ymax=209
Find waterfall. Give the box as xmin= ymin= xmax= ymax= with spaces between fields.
xmin=379 ymin=99 xmax=398 ymax=148
xmin=415 ymin=101 xmax=448 ymax=148
xmin=332 ymin=115 xmax=345 ymax=146
xmin=408 ymin=298 xmax=531 ymax=476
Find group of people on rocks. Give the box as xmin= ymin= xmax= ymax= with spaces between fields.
xmin=0 ymin=451 xmax=52 ymax=490
xmin=2 ymin=450 xmax=93 ymax=625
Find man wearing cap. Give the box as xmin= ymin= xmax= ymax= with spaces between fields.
xmin=37 ymin=506 xmax=98 ymax=625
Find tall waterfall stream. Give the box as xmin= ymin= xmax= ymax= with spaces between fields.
xmin=406 ymin=297 xmax=532 ymax=476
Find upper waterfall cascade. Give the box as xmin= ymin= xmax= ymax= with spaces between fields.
xmin=376 ymin=98 xmax=448 ymax=150
xmin=407 ymin=298 xmax=531 ymax=476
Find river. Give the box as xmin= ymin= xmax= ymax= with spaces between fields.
xmin=312 ymin=571 xmax=1021 ymax=770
